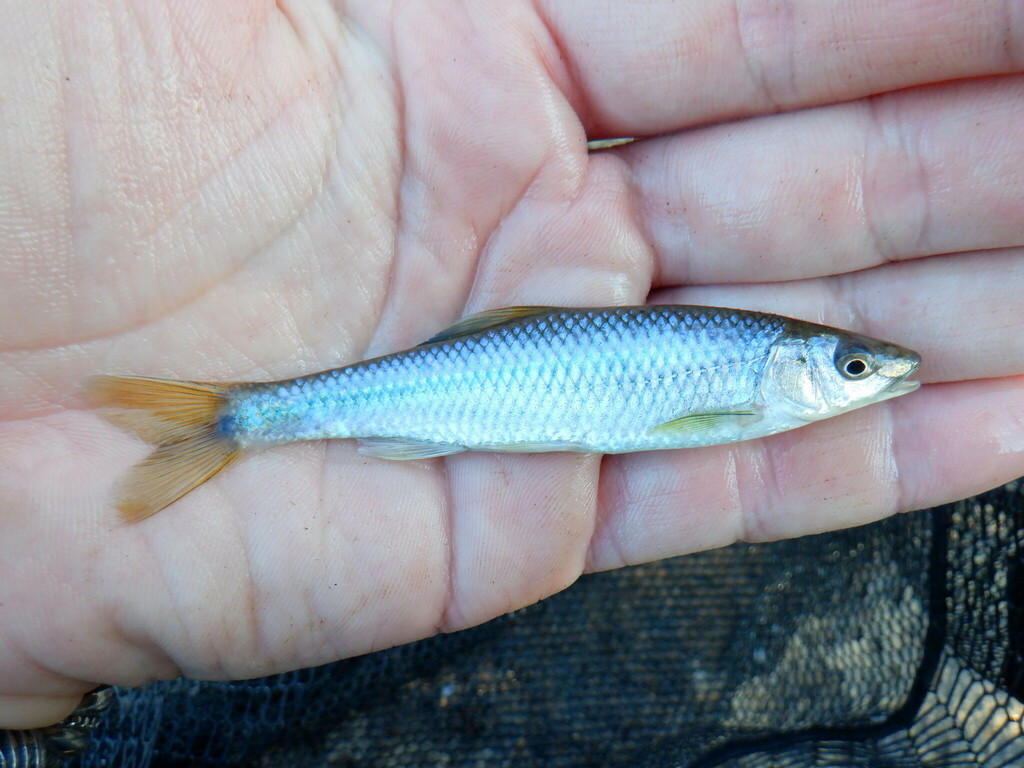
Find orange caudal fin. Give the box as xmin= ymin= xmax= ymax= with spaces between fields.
xmin=87 ymin=376 xmax=240 ymax=523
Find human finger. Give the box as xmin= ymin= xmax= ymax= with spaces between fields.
xmin=619 ymin=76 xmax=1024 ymax=285
xmin=588 ymin=376 xmax=1024 ymax=571
xmin=649 ymin=247 xmax=1024 ymax=385
xmin=538 ymin=0 xmax=1024 ymax=135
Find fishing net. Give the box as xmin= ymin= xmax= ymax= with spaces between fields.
xmin=10 ymin=478 xmax=1023 ymax=767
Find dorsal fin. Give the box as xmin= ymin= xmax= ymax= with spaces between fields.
xmin=417 ymin=306 xmax=557 ymax=346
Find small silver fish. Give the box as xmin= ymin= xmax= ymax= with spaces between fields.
xmin=89 ymin=305 xmax=920 ymax=522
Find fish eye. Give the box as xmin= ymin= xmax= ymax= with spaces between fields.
xmin=836 ymin=353 xmax=872 ymax=380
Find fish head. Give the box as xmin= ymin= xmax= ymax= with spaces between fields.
xmin=761 ymin=329 xmax=921 ymax=422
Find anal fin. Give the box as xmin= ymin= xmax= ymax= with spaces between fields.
xmin=357 ymin=438 xmax=467 ymax=460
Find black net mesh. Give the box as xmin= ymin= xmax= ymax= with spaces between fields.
xmin=55 ymin=478 xmax=1022 ymax=767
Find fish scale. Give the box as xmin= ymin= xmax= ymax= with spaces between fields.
xmin=224 ymin=307 xmax=787 ymax=452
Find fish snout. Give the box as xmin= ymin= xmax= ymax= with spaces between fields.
xmin=876 ymin=346 xmax=920 ymax=380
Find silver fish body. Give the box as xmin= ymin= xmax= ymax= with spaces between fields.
xmin=222 ymin=306 xmax=921 ymax=459
xmin=90 ymin=305 xmax=921 ymax=520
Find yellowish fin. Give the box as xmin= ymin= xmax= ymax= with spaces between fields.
xmin=586 ymin=137 xmax=636 ymax=151
xmin=356 ymin=437 xmax=466 ymax=460
xmin=651 ymin=409 xmax=763 ymax=435
xmin=86 ymin=376 xmax=239 ymax=523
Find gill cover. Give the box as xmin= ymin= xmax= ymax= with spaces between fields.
xmin=760 ymin=336 xmax=833 ymax=420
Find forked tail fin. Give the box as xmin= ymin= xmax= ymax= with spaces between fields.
xmin=87 ymin=376 xmax=240 ymax=523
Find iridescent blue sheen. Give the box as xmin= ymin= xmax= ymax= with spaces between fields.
xmin=222 ymin=307 xmax=796 ymax=453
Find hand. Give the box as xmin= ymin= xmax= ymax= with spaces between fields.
xmin=2 ymin=0 xmax=1022 ymax=729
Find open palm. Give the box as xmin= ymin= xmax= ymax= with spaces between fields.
xmin=2 ymin=0 xmax=1022 ymax=728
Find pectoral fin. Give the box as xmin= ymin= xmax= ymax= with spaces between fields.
xmin=650 ymin=408 xmax=763 ymax=435
xmin=418 ymin=306 xmax=556 ymax=346
xmin=357 ymin=438 xmax=466 ymax=460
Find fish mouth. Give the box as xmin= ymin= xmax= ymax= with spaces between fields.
xmin=877 ymin=349 xmax=922 ymax=399
xmin=885 ymin=377 xmax=921 ymax=396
